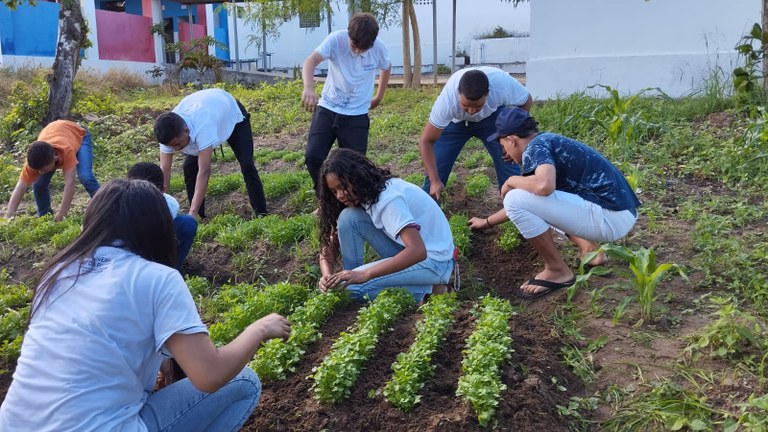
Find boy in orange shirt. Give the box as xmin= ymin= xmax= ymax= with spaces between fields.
xmin=5 ymin=120 xmax=100 ymax=221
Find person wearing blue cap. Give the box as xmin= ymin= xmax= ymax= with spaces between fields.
xmin=418 ymin=67 xmax=532 ymax=202
xmin=470 ymin=107 xmax=640 ymax=300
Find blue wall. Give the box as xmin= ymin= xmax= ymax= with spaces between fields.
xmin=214 ymin=8 xmax=229 ymax=60
xmin=161 ymin=1 xmax=199 ymax=32
xmin=0 ymin=1 xmax=58 ymax=56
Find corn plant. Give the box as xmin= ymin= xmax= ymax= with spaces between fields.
xmin=252 ymin=290 xmax=349 ymax=381
xmin=311 ymin=288 xmax=415 ymax=404
xmin=600 ymin=244 xmax=687 ymax=322
xmin=209 ymin=282 xmax=310 ymax=344
xmin=384 ymin=293 xmax=460 ymax=411
xmin=456 ymin=296 xmax=514 ymax=427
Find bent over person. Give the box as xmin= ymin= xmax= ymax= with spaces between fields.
xmin=6 ymin=119 xmax=100 ymax=221
xmin=301 ymin=12 xmax=391 ymax=195
xmin=419 ymin=66 xmax=532 ymax=201
xmin=154 ymin=88 xmax=267 ymax=219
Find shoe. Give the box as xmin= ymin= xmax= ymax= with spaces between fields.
xmin=513 ymin=277 xmax=576 ymax=300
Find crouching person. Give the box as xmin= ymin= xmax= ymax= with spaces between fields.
xmin=316 ymin=148 xmax=455 ymax=303
xmin=0 ymin=179 xmax=291 ymax=431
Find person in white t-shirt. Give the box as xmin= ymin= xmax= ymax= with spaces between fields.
xmin=0 ymin=179 xmax=291 ymax=432
xmin=154 ymin=88 xmax=267 ymax=219
xmin=301 ymin=12 xmax=391 ymax=195
xmin=316 ymin=148 xmax=455 ymax=302
xmin=418 ymin=66 xmax=532 ymax=201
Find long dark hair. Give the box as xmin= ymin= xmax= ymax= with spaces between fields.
xmin=317 ymin=148 xmax=393 ymax=258
xmin=30 ymin=179 xmax=177 ymax=319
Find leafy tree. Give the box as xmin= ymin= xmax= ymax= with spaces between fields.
xmin=3 ymin=0 xmax=89 ymax=125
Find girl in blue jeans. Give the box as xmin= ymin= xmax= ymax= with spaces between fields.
xmin=317 ymin=148 xmax=455 ymax=302
xmin=0 ymin=179 xmax=291 ymax=432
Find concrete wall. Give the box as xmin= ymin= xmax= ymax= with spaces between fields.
xmin=226 ymin=0 xmax=530 ymax=71
xmin=526 ymin=0 xmax=761 ymax=99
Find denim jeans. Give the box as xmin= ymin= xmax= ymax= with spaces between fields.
xmin=305 ymin=106 xmax=370 ymax=195
xmin=422 ymin=109 xmax=521 ymax=193
xmin=337 ymin=207 xmax=454 ymax=302
xmin=182 ymin=101 xmax=267 ymax=218
xmin=173 ymin=215 xmax=198 ymax=270
xmin=33 ymin=129 xmax=100 ymax=216
xmin=139 ymin=367 xmax=261 ymax=432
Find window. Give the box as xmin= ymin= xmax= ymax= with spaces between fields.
xmin=299 ymin=9 xmax=320 ymax=28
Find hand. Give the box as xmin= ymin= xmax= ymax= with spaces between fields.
xmin=318 ymin=274 xmax=335 ymax=293
xmin=188 ymin=211 xmax=200 ymax=222
xmin=302 ymin=89 xmax=319 ymax=112
xmin=253 ymin=313 xmax=291 ymax=341
xmin=429 ymin=181 xmax=445 ymax=202
xmin=326 ymin=269 xmax=369 ymax=288
xmin=467 ymin=216 xmax=491 ymax=230
xmin=370 ymin=96 xmax=383 ymax=110
xmin=54 ymin=214 xmax=63 ymax=222
xmin=500 ymin=179 xmax=514 ymax=199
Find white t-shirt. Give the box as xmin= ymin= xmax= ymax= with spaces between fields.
xmin=164 ymin=192 xmax=179 ymax=218
xmin=428 ymin=66 xmax=530 ymax=129
xmin=159 ymin=88 xmax=244 ymax=156
xmin=315 ymin=30 xmax=391 ymax=116
xmin=0 ymin=246 xmax=207 ymax=432
xmin=364 ymin=178 xmax=454 ymax=261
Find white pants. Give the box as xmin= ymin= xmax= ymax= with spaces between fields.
xmin=503 ymin=189 xmax=637 ymax=242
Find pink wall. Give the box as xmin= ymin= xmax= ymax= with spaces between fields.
xmin=96 ymin=10 xmax=155 ymax=62
xmin=178 ymin=21 xmax=205 ymax=44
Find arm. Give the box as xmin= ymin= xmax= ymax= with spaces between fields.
xmin=370 ymin=66 xmax=391 ymax=110
xmin=501 ymin=164 xmax=556 ymax=198
xmin=54 ymin=167 xmax=77 ymax=221
xmin=318 ymin=245 xmax=337 ymax=292
xmin=188 ymin=147 xmax=214 ymax=219
xmin=165 ymin=313 xmax=290 ymax=393
xmin=160 ymin=151 xmax=173 ymax=193
xmin=418 ymin=122 xmax=446 ymax=200
xmin=468 ymin=208 xmax=508 ymax=230
xmin=520 ymin=94 xmax=533 ymax=112
xmin=325 ymin=227 xmax=427 ymax=287
xmin=5 ymin=180 xmax=30 ymax=218
xmin=301 ymin=52 xmax=324 ymax=112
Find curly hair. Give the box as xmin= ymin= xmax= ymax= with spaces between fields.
xmin=27 ymin=141 xmax=55 ymax=170
xmin=317 ymin=148 xmax=393 ymax=259
xmin=154 ymin=112 xmax=185 ymax=145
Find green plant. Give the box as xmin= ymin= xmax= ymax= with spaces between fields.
xmin=384 ymin=293 xmax=460 ymax=410
xmin=456 ymin=296 xmax=514 ymax=427
xmin=561 ymin=335 xmax=607 ymax=383
xmin=600 ymin=244 xmax=688 ymax=322
xmin=498 ymin=223 xmax=522 ymax=252
xmin=464 ymin=173 xmax=491 ymax=198
xmin=311 ymin=289 xmax=415 ymax=404
xmin=733 ymin=23 xmax=768 ymax=103
xmin=448 ymin=214 xmax=472 ymax=257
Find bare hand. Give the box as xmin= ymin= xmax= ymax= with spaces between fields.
xmin=370 ymin=96 xmax=383 ymax=110
xmin=326 ymin=269 xmax=368 ymax=288
xmin=302 ymin=89 xmax=319 ymax=112
xmin=188 ymin=211 xmax=200 ymax=222
xmin=318 ymin=275 xmax=334 ymax=292
xmin=467 ymin=216 xmax=491 ymax=230
xmin=500 ymin=180 xmax=514 ymax=200
xmin=253 ymin=313 xmax=291 ymax=341
xmin=429 ymin=181 xmax=445 ymax=202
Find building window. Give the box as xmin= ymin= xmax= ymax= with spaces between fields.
xmin=299 ymin=9 xmax=320 ymax=28
xmin=413 ymin=0 xmax=432 ymax=5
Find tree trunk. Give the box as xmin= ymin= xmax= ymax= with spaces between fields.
xmin=401 ymin=0 xmax=412 ymax=88
xmin=45 ymin=0 xmax=85 ymax=125
xmin=408 ymin=0 xmax=421 ymax=88
xmin=763 ymin=0 xmax=768 ymax=92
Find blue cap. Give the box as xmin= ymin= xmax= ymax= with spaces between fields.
xmin=487 ymin=107 xmax=532 ymax=142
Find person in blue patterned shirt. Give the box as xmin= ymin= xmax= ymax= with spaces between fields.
xmin=469 ymin=107 xmax=640 ymax=300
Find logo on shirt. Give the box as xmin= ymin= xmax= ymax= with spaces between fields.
xmin=83 ymin=256 xmax=111 ymax=272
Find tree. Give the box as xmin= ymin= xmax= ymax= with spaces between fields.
xmin=3 ymin=0 xmax=88 ymax=124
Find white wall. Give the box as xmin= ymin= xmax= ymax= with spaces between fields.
xmin=527 ymin=0 xmax=761 ymax=99
xmin=227 ymin=0 xmax=530 ymax=71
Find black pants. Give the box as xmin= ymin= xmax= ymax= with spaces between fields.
xmin=304 ymin=106 xmax=370 ymax=195
xmin=183 ymin=101 xmax=267 ymax=218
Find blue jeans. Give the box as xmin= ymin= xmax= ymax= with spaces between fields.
xmin=139 ymin=367 xmax=261 ymax=432
xmin=422 ymin=110 xmax=521 ymax=193
xmin=174 ymin=215 xmax=198 ymax=270
xmin=337 ymin=207 xmax=454 ymax=302
xmin=33 ymin=129 xmax=100 ymax=216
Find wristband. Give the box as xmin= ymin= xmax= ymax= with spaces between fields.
xmin=485 ymin=217 xmax=491 ymax=228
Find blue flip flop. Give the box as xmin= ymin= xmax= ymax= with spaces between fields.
xmin=513 ymin=277 xmax=576 ymax=300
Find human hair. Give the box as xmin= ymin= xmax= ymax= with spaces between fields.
xmin=27 ymin=141 xmax=55 ymax=170
xmin=127 ymin=162 xmax=164 ymax=191
xmin=458 ymin=70 xmax=490 ymax=101
xmin=317 ymin=148 xmax=393 ymax=258
xmin=30 ymin=179 xmax=177 ymax=320
xmin=154 ymin=112 xmax=186 ymax=145
xmin=348 ymin=12 xmax=379 ymax=51
xmin=512 ymin=117 xmax=540 ymax=139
